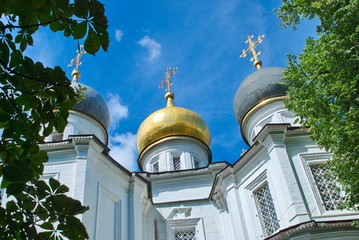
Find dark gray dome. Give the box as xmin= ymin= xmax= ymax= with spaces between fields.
xmin=233 ymin=67 xmax=287 ymax=126
xmin=72 ymin=82 xmax=110 ymax=130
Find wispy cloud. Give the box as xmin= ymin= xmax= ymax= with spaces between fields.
xmin=137 ymin=36 xmax=161 ymax=61
xmin=109 ymin=133 xmax=139 ymax=171
xmin=105 ymin=94 xmax=138 ymax=171
xmin=106 ymin=93 xmax=128 ymax=131
xmin=115 ymin=29 xmax=124 ymax=42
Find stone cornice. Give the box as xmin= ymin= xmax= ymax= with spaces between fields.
xmin=41 ymin=134 xmax=132 ymax=178
xmin=265 ymin=220 xmax=357 ymax=240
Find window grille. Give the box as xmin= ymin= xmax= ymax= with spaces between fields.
xmin=175 ymin=231 xmax=196 ymax=240
xmin=254 ymin=183 xmax=280 ymax=236
xmin=173 ymin=156 xmax=181 ymax=171
xmin=153 ymin=162 xmax=159 ymax=173
xmin=310 ymin=165 xmax=341 ymax=210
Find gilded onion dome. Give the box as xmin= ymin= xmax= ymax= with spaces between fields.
xmin=136 ymin=92 xmax=211 ymax=154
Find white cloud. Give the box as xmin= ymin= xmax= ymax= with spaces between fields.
xmin=106 ymin=93 xmax=128 ymax=131
xmin=109 ymin=132 xmax=139 ymax=171
xmin=137 ymin=36 xmax=161 ymax=61
xmin=115 ymin=29 xmax=124 ymax=42
xmin=105 ymin=94 xmax=138 ymax=171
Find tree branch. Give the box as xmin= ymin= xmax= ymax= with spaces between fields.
xmin=0 ymin=59 xmax=76 ymax=96
xmin=0 ymin=18 xmax=62 ymax=30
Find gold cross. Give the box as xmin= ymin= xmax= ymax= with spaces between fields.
xmin=68 ymin=44 xmax=87 ymax=71
xmin=159 ymin=67 xmax=178 ymax=93
xmin=240 ymin=35 xmax=265 ymax=69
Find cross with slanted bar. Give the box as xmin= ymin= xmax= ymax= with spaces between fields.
xmin=240 ymin=35 xmax=265 ymax=69
xmin=68 ymin=44 xmax=87 ymax=71
xmin=159 ymin=67 xmax=178 ymax=93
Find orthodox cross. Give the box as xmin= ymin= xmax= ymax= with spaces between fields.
xmin=159 ymin=67 xmax=178 ymax=93
xmin=68 ymin=44 xmax=87 ymax=71
xmin=240 ymin=34 xmax=265 ymax=69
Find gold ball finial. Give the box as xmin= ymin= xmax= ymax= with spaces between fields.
xmin=71 ymin=69 xmax=81 ymax=82
xmin=165 ymin=92 xmax=175 ymax=107
xmin=254 ymin=59 xmax=262 ymax=69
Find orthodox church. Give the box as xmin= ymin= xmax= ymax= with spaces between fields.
xmin=41 ymin=38 xmax=359 ymax=240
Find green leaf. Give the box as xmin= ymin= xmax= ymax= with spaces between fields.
xmin=40 ymin=222 xmax=53 ymax=230
xmin=49 ymin=178 xmax=61 ymax=192
xmin=0 ymin=110 xmax=11 ymax=122
xmin=84 ymin=27 xmax=100 ymax=54
xmin=0 ymin=41 xmax=10 ymax=62
xmin=63 ymin=216 xmax=89 ymax=239
xmin=31 ymin=150 xmax=48 ymax=163
xmin=74 ymin=0 xmax=89 ymax=18
xmin=73 ymin=21 xmax=88 ymax=39
xmin=0 ymin=99 xmax=14 ymax=114
xmin=6 ymin=183 xmax=25 ymax=195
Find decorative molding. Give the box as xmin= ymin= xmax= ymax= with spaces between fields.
xmin=266 ymin=220 xmax=357 ymax=240
xmin=241 ymin=96 xmax=288 ymax=127
xmin=211 ymin=190 xmax=228 ymax=212
xmin=145 ymin=162 xmax=227 ymax=179
xmin=41 ymin=172 xmax=60 ymax=181
xmin=245 ymin=170 xmax=267 ymax=191
xmin=167 ymin=207 xmax=192 ymax=220
xmin=300 ymin=152 xmax=335 ymax=214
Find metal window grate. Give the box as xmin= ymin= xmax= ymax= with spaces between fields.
xmin=153 ymin=162 xmax=159 ymax=172
xmin=310 ymin=165 xmax=341 ymax=210
xmin=254 ymin=183 xmax=280 ymax=236
xmin=173 ymin=156 xmax=181 ymax=170
xmin=175 ymin=231 xmax=196 ymax=240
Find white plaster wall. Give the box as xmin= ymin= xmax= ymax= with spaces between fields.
xmin=242 ymin=101 xmax=299 ymax=145
xmin=152 ymin=177 xmax=212 ymax=203
xmin=42 ymin=138 xmax=148 ymax=240
xmin=43 ymin=142 xmax=79 ymax=198
xmin=232 ymin=134 xmax=312 ymax=239
xmin=230 ymin=148 xmax=273 ymax=239
xmin=82 ymin=149 xmax=131 ymax=240
xmin=43 ymin=160 xmax=78 ymax=198
xmin=45 ymin=111 xmax=108 ymax=144
xmin=285 ymin=135 xmax=359 ymax=222
xmin=220 ymin=128 xmax=359 ymax=240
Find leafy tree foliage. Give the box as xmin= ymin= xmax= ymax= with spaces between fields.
xmin=0 ymin=0 xmax=108 ymax=238
xmin=277 ymin=0 xmax=359 ymax=209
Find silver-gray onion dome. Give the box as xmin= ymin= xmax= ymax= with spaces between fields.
xmin=71 ymin=82 xmax=110 ymax=130
xmin=233 ymin=67 xmax=287 ymax=127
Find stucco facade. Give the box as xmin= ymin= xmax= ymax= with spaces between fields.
xmin=34 ymin=67 xmax=359 ymax=239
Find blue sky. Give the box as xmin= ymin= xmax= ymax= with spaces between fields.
xmin=26 ymin=0 xmax=317 ymax=171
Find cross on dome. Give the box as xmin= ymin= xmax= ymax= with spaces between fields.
xmin=159 ymin=67 xmax=178 ymax=93
xmin=240 ymin=34 xmax=265 ymax=69
xmin=68 ymin=44 xmax=87 ymax=82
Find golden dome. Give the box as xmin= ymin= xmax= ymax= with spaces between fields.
xmin=136 ymin=92 xmax=211 ymax=154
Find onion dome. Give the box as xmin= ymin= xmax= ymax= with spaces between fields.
xmin=136 ymin=92 xmax=211 ymax=155
xmin=233 ymin=67 xmax=287 ymax=128
xmin=71 ymin=70 xmax=110 ymax=130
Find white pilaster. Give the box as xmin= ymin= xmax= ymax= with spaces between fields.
xmin=261 ymin=132 xmax=310 ymax=227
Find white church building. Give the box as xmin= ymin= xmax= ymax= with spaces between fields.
xmin=40 ymin=55 xmax=359 ymax=239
